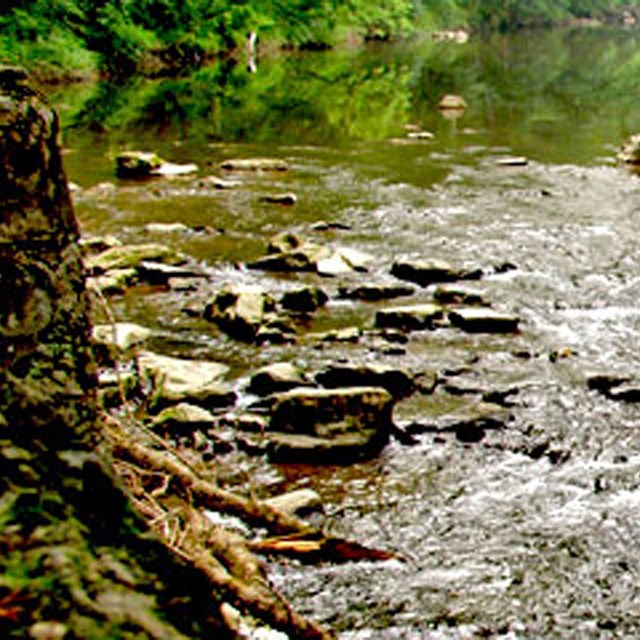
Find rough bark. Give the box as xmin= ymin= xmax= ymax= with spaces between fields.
xmin=0 ymin=67 xmax=231 ymax=639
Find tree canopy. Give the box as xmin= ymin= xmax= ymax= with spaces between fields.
xmin=0 ymin=0 xmax=638 ymax=77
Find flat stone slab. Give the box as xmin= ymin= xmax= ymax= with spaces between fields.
xmin=391 ymin=259 xmax=474 ymax=287
xmin=137 ymin=352 xmax=235 ymax=408
xmin=315 ymin=363 xmax=415 ymax=400
xmin=220 ymin=157 xmax=289 ymax=171
xmin=448 ymin=308 xmax=520 ymax=333
xmin=375 ymin=303 xmax=444 ymax=331
xmin=268 ymin=386 xmax=394 ymax=463
xmin=86 ymin=243 xmax=187 ymax=274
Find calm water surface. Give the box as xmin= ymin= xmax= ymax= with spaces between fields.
xmin=51 ymin=27 xmax=640 ymax=638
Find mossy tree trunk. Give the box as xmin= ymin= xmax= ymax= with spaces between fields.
xmin=0 ymin=67 xmax=230 ymax=639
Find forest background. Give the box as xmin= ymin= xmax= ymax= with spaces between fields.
xmin=2 ymin=0 xmax=640 ymax=78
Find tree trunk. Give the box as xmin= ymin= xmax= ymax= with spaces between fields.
xmin=0 ymin=67 xmax=231 ymax=639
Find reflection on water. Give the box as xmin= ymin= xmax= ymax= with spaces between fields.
xmin=49 ymin=26 xmax=640 ymax=638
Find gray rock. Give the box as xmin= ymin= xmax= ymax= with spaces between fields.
xmin=116 ymin=151 xmax=163 ymax=178
xmin=449 ymin=307 xmax=520 ymax=333
xmin=220 ymin=157 xmax=289 ymax=171
xmin=137 ymin=351 xmax=235 ymax=409
xmin=339 ymin=284 xmax=415 ymax=302
xmin=205 ymin=286 xmax=277 ymax=342
xmin=264 ymin=488 xmax=323 ymax=518
xmin=93 ymin=322 xmax=151 ymax=363
xmin=391 ymin=259 xmax=465 ymax=287
xmin=260 ymin=192 xmax=298 ymax=205
xmin=280 ymin=287 xmax=328 ymax=313
xmin=375 ymin=303 xmax=444 ymax=331
xmin=619 ymin=134 xmax=640 ymax=164
xmin=86 ymin=243 xmax=188 ymax=274
xmin=152 ymin=403 xmax=216 ymax=432
xmin=433 ymin=284 xmax=486 ymax=305
xmin=248 ymin=243 xmax=331 ymax=273
xmin=86 ymin=268 xmax=137 ymax=295
xmin=248 ymin=362 xmax=311 ymax=396
xmin=315 ymin=362 xmax=415 ymax=400
xmin=268 ymin=386 xmax=394 ymax=463
xmin=137 ymin=261 xmax=206 ymax=286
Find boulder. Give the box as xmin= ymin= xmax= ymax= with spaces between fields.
xmin=220 ymin=158 xmax=289 ymax=171
xmin=116 ymin=151 xmax=163 ymax=178
xmin=204 ymin=286 xmax=277 ymax=342
xmin=137 ymin=351 xmax=235 ymax=409
xmin=248 ymin=362 xmax=311 ymax=396
xmin=448 ymin=308 xmax=520 ymax=333
xmin=315 ymin=362 xmax=415 ymax=400
xmin=85 ymin=243 xmax=188 ymax=274
xmin=280 ymin=287 xmax=328 ymax=313
xmin=375 ymin=303 xmax=444 ymax=331
xmin=391 ymin=259 xmax=467 ymax=287
xmin=267 ymin=386 xmax=395 ymax=463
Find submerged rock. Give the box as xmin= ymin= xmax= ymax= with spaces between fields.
xmin=375 ymin=303 xmax=444 ymax=331
xmin=448 ymin=308 xmax=520 ymax=333
xmin=267 ymin=386 xmax=395 ymax=463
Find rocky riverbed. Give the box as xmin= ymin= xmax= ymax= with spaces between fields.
xmin=73 ymin=145 xmax=640 ymax=638
xmin=56 ymin=27 xmax=640 ymax=636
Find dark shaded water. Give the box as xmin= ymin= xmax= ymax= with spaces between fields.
xmin=52 ymin=27 xmax=640 ymax=638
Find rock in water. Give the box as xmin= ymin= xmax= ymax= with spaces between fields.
xmin=267 ymin=386 xmax=395 ymax=463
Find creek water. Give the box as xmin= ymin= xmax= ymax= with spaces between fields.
xmin=52 ymin=26 xmax=640 ymax=638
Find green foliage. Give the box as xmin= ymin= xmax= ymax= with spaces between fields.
xmin=2 ymin=0 xmax=640 ymax=77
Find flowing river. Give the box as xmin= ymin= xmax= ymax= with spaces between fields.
xmin=51 ymin=26 xmax=640 ymax=638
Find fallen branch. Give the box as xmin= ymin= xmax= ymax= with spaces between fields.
xmin=111 ymin=436 xmax=315 ymax=536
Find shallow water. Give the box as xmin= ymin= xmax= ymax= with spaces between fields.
xmin=52 ymin=26 xmax=640 ymax=637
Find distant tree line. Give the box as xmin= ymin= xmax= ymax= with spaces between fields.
xmin=0 ymin=0 xmax=638 ymax=77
